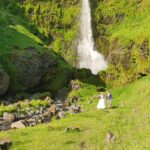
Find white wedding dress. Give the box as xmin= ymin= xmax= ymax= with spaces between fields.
xmin=97 ymin=95 xmax=106 ymax=109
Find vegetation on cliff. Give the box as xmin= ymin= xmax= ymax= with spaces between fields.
xmin=90 ymin=0 xmax=150 ymax=87
xmin=19 ymin=0 xmax=80 ymax=65
xmin=0 ymin=0 xmax=81 ymax=95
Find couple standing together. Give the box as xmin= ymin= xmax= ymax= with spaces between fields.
xmin=97 ymin=91 xmax=112 ymax=109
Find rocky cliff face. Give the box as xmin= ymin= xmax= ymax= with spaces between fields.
xmin=0 ymin=66 xmax=9 ymax=95
xmin=0 ymin=1 xmax=80 ymax=96
xmin=1 ymin=0 xmax=150 ymax=97
xmin=90 ymin=0 xmax=150 ymax=86
xmin=19 ymin=0 xmax=80 ymax=65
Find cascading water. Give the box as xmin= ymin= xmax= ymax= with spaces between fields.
xmin=77 ymin=0 xmax=107 ymax=75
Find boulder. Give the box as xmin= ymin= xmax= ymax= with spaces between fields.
xmin=0 ymin=66 xmax=9 ymax=95
xmin=105 ymin=131 xmax=116 ymax=143
xmin=58 ymin=111 xmax=65 ymax=119
xmin=0 ymin=120 xmax=12 ymax=131
xmin=0 ymin=138 xmax=12 ymax=150
xmin=70 ymin=80 xmax=80 ymax=90
xmin=10 ymin=120 xmax=26 ymax=129
xmin=44 ymin=96 xmax=52 ymax=106
xmin=48 ymin=105 xmax=57 ymax=116
xmin=3 ymin=113 xmax=15 ymax=122
xmin=10 ymin=48 xmax=55 ymax=90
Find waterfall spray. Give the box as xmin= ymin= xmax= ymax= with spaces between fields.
xmin=77 ymin=0 xmax=107 ymax=75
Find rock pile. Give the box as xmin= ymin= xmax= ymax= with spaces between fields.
xmin=0 ymin=99 xmax=82 ymax=131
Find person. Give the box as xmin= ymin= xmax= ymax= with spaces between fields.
xmin=106 ymin=91 xmax=112 ymax=108
xmin=97 ymin=93 xmax=106 ymax=109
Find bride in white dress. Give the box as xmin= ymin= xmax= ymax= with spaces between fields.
xmin=97 ymin=94 xmax=106 ymax=109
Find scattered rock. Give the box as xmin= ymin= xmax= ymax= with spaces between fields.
xmin=3 ymin=113 xmax=15 ymax=122
xmin=71 ymin=96 xmax=79 ymax=103
xmin=80 ymin=141 xmax=87 ymax=150
xmin=105 ymin=131 xmax=116 ymax=143
xmin=70 ymin=105 xmax=81 ymax=113
xmin=10 ymin=120 xmax=26 ymax=129
xmin=0 ymin=138 xmax=12 ymax=150
xmin=42 ymin=112 xmax=51 ymax=123
xmin=48 ymin=104 xmax=57 ymax=116
xmin=58 ymin=111 xmax=65 ymax=119
xmin=70 ymin=80 xmax=80 ymax=90
xmin=64 ymin=126 xmax=80 ymax=133
xmin=0 ymin=98 xmax=82 ymax=131
xmin=0 ymin=119 xmax=12 ymax=131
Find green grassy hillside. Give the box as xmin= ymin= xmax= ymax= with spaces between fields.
xmin=0 ymin=76 xmax=149 ymax=150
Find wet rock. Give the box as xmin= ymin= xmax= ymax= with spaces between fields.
xmin=0 ymin=66 xmax=10 ymax=95
xmin=0 ymin=138 xmax=12 ymax=150
xmin=3 ymin=113 xmax=15 ymax=122
xmin=105 ymin=131 xmax=116 ymax=143
xmin=10 ymin=120 xmax=26 ymax=129
xmin=70 ymin=105 xmax=81 ymax=113
xmin=64 ymin=126 xmax=80 ymax=133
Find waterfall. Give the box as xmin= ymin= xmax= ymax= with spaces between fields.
xmin=77 ymin=0 xmax=107 ymax=75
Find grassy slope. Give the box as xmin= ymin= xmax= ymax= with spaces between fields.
xmin=0 ymin=76 xmax=150 ymax=150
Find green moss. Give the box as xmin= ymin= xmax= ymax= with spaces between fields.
xmin=90 ymin=0 xmax=150 ymax=87
xmin=30 ymin=100 xmax=48 ymax=108
xmin=0 ymin=105 xmax=17 ymax=117
xmin=20 ymin=0 xmax=80 ymax=65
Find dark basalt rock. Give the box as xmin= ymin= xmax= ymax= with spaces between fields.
xmin=0 ymin=66 xmax=9 ymax=96
xmin=11 ymin=48 xmax=55 ymax=90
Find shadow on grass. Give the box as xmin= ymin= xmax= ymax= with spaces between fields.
xmin=65 ymin=141 xmax=76 ymax=145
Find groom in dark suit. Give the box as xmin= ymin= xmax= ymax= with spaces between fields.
xmin=106 ymin=91 xmax=112 ymax=108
